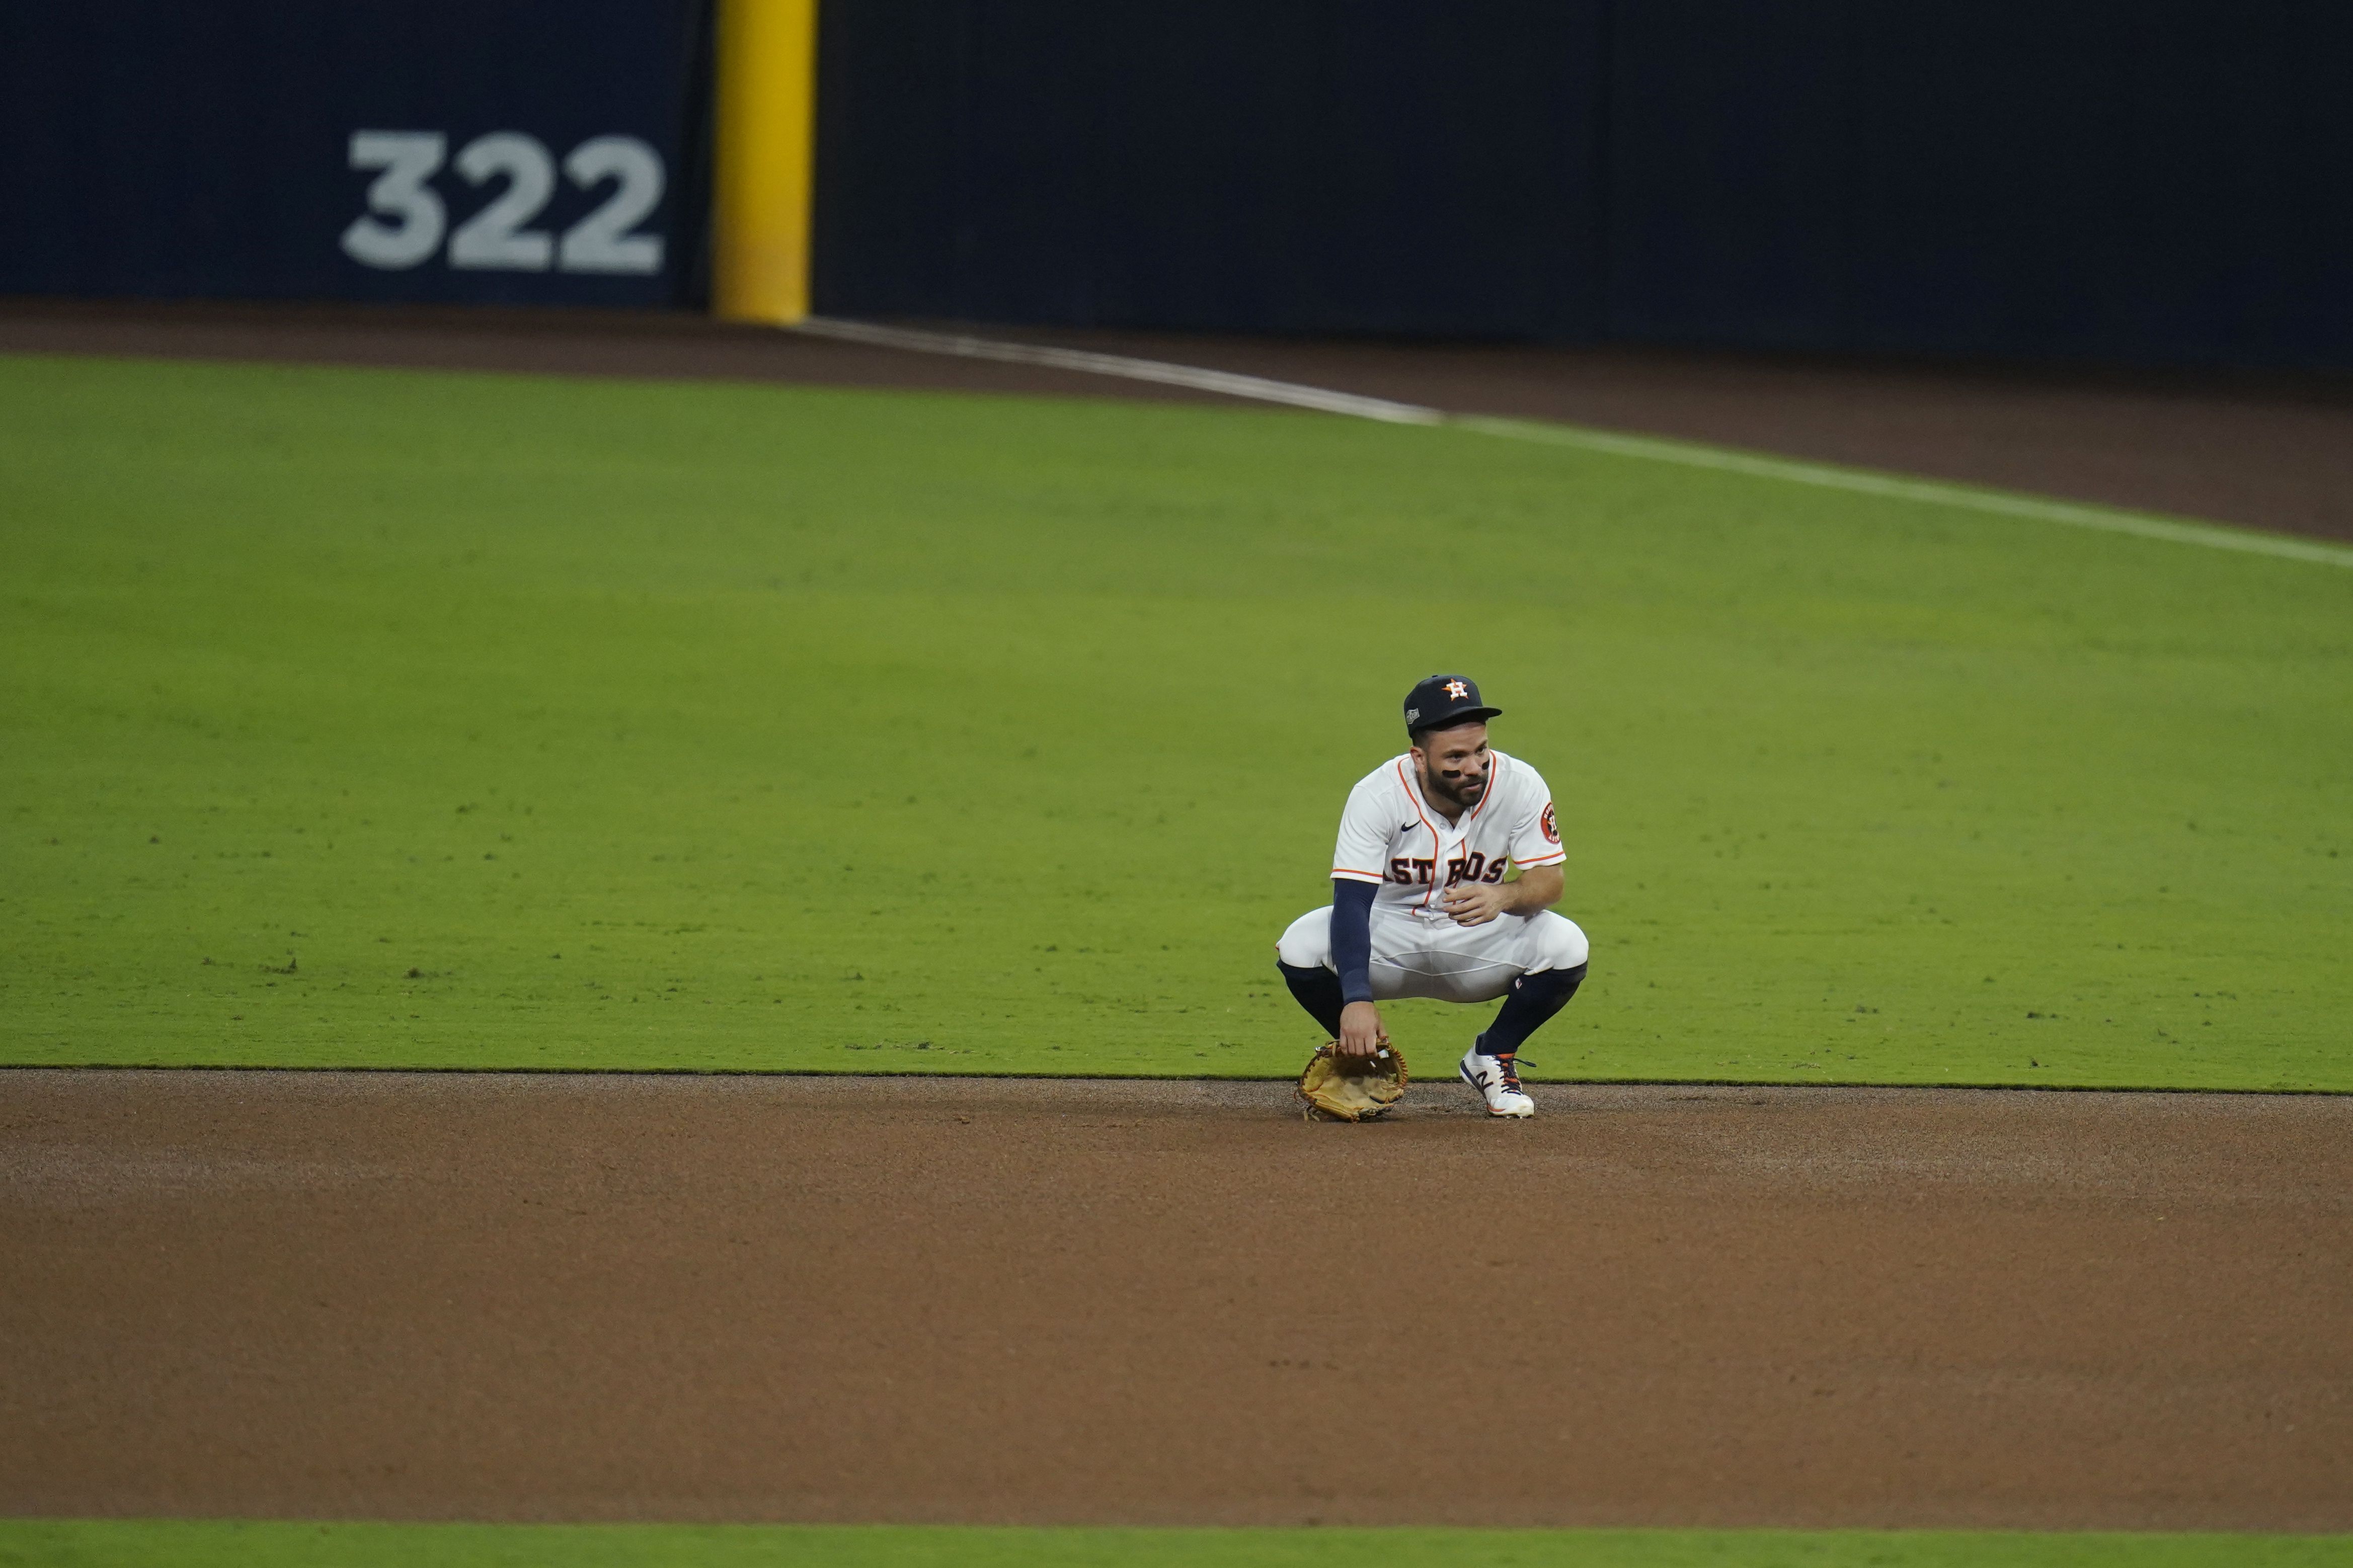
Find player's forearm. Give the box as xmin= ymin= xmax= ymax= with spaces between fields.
xmin=1329 ymin=878 xmax=1377 ymax=1005
xmin=1504 ymin=865 xmax=1564 ymax=915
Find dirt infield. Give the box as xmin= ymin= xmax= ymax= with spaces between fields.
xmin=7 ymin=297 xmax=2351 ymax=543
xmin=4 ymin=1069 xmax=2347 ymax=1531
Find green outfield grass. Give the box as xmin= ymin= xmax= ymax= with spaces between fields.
xmin=3 ymin=354 xmax=2347 ymax=1087
xmin=5 ymin=1523 xmax=2351 ymax=1568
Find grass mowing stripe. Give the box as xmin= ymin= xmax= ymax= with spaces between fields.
xmin=5 ymin=1523 xmax=2351 ymax=1567
xmin=4 ymin=354 xmax=2347 ymax=1084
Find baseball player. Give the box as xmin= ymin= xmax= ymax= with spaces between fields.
xmin=1275 ymin=675 xmax=1589 ymax=1117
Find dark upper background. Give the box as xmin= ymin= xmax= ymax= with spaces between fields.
xmin=5 ymin=1 xmax=2349 ymax=368
xmin=0 ymin=0 xmax=710 ymax=309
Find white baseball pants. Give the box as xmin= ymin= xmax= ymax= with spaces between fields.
xmin=1276 ymin=904 xmax=1589 ymax=1005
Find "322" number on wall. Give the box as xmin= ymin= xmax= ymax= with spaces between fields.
xmin=341 ymin=130 xmax=666 ymax=275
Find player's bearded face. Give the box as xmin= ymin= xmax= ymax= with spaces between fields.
xmin=1416 ymin=724 xmax=1491 ymax=809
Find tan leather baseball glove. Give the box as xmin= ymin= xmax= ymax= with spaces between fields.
xmin=1295 ymin=1042 xmax=1408 ymax=1121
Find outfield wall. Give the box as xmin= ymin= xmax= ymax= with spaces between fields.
xmin=813 ymin=0 xmax=2353 ymax=369
xmin=810 ymin=1 xmax=1609 ymax=342
xmin=7 ymin=2 xmax=2348 ymax=369
xmin=0 ymin=0 xmax=711 ymax=309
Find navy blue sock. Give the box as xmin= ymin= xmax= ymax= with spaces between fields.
xmin=1278 ymin=961 xmax=1347 ymax=1038
xmin=1480 ymin=962 xmax=1587 ymax=1055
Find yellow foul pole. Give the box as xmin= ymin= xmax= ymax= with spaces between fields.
xmin=712 ymin=0 xmax=818 ymax=323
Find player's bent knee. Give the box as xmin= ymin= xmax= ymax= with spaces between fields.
xmin=1528 ymin=912 xmax=1589 ymax=974
xmin=1276 ymin=907 xmax=1335 ymax=971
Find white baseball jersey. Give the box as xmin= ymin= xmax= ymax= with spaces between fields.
xmin=1330 ymin=750 xmax=1564 ymax=917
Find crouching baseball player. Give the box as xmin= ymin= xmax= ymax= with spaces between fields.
xmin=1275 ymin=675 xmax=1589 ymax=1117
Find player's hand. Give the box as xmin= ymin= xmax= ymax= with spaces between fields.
xmin=1439 ymin=881 xmax=1511 ymax=926
xmin=1336 ymin=1001 xmax=1388 ymax=1061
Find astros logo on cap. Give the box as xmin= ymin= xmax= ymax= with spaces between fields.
xmin=1444 ymin=680 xmax=1469 ymax=700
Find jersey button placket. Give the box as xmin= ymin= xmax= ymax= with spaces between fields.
xmin=1427 ymin=823 xmax=1460 ymax=914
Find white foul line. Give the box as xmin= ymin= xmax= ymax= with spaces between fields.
xmin=796 ymin=316 xmax=1443 ymax=425
xmin=1454 ymin=416 xmax=2353 ymax=569
xmin=795 ymin=316 xmax=2353 ymax=571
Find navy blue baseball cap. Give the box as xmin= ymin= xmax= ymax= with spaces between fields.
xmin=1403 ymin=674 xmax=1501 ymax=732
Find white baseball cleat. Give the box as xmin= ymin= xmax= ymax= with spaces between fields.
xmin=1459 ymin=1040 xmax=1535 ymax=1118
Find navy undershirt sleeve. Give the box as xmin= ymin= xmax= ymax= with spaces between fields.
xmin=1330 ymin=878 xmax=1377 ymax=1006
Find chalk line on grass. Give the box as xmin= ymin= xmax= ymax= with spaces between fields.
xmin=1456 ymin=415 xmax=2353 ymax=570
xmin=798 ymin=316 xmax=2353 ymax=572
xmin=796 ymin=316 xmax=1444 ymax=425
